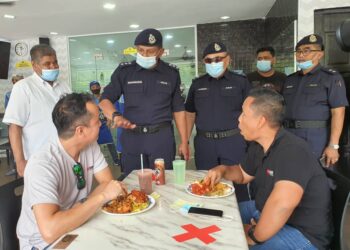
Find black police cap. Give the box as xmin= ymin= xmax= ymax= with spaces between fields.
xmin=296 ymin=34 xmax=324 ymax=50
xmin=134 ymin=28 xmax=163 ymax=47
xmin=202 ymin=42 xmax=227 ymax=58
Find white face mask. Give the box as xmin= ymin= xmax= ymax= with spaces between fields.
xmin=136 ymin=53 xmax=157 ymax=69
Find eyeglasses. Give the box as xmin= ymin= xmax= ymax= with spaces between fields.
xmin=294 ymin=48 xmax=321 ymax=56
xmin=204 ymin=54 xmax=228 ymax=64
xmin=73 ymin=162 xmax=86 ymax=190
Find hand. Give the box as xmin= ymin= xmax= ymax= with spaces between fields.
xmin=178 ymin=142 xmax=190 ymax=160
xmin=112 ymin=116 xmax=136 ymax=129
xmin=204 ymin=165 xmax=226 ymax=189
xmin=101 ymin=180 xmax=128 ymax=203
xmin=244 ymin=224 xmax=256 ymax=246
xmin=323 ymin=147 xmax=339 ymax=167
xmin=16 ymin=159 xmax=27 ymax=177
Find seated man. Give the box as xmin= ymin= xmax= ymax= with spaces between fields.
xmin=205 ymin=88 xmax=332 ymax=250
xmin=17 ymin=93 xmax=127 ymax=249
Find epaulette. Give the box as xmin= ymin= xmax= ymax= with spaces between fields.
xmin=321 ymin=67 xmax=338 ymax=75
xmin=165 ymin=62 xmax=179 ymax=71
xmin=119 ymin=61 xmax=135 ymax=68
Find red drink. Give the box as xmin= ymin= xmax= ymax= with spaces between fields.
xmin=154 ymin=158 xmax=165 ymax=185
xmin=137 ymin=169 xmax=153 ymax=194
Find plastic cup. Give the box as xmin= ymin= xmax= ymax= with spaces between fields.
xmin=137 ymin=169 xmax=153 ymax=194
xmin=173 ymin=160 xmax=186 ymax=185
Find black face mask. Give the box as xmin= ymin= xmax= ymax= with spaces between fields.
xmin=91 ymin=89 xmax=101 ymax=95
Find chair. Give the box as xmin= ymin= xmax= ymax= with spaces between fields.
xmin=324 ymin=168 xmax=350 ymax=250
xmin=0 ymin=178 xmax=24 ymax=250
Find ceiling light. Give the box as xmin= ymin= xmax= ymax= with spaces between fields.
xmin=129 ymin=24 xmax=139 ymax=29
xmin=165 ymin=34 xmax=173 ymax=39
xmin=174 ymin=44 xmax=181 ymax=48
xmin=186 ymin=50 xmax=192 ymax=53
xmin=4 ymin=14 xmax=15 ymax=19
xmin=220 ymin=16 xmax=230 ymax=20
xmin=106 ymin=40 xmax=115 ymax=44
xmin=103 ymin=3 xmax=116 ymax=10
xmin=50 ymin=32 xmax=58 ymax=35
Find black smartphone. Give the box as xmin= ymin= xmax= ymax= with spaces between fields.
xmin=188 ymin=207 xmax=223 ymax=217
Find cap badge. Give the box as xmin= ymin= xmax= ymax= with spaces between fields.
xmin=149 ymin=34 xmax=156 ymax=44
xmin=309 ymin=34 xmax=317 ymax=43
xmin=214 ymin=43 xmax=221 ymax=51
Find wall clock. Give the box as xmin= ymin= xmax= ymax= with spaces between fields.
xmin=14 ymin=42 xmax=28 ymax=56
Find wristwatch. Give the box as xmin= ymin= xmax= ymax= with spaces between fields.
xmin=248 ymin=225 xmax=264 ymax=244
xmin=112 ymin=111 xmax=122 ymax=121
xmin=328 ymin=144 xmax=340 ymax=150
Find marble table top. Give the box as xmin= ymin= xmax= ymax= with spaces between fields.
xmin=52 ymin=170 xmax=248 ymax=250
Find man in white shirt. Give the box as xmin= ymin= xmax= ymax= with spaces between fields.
xmin=17 ymin=93 xmax=127 ymax=249
xmin=3 ymin=44 xmax=71 ymax=176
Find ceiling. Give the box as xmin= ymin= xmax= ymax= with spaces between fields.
xmin=0 ymin=0 xmax=276 ymax=41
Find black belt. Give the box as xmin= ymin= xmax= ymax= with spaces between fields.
xmin=283 ymin=120 xmax=328 ymax=129
xmin=197 ymin=128 xmax=240 ymax=139
xmin=132 ymin=122 xmax=171 ymax=134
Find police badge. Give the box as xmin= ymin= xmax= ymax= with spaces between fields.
xmin=309 ymin=34 xmax=317 ymax=43
xmin=149 ymin=34 xmax=156 ymax=45
xmin=214 ymin=43 xmax=221 ymax=51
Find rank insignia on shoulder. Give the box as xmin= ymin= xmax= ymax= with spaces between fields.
xmin=168 ymin=63 xmax=179 ymax=70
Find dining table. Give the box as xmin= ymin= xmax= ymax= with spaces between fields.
xmin=51 ymin=170 xmax=248 ymax=250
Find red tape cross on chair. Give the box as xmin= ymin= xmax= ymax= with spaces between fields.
xmin=172 ymin=224 xmax=221 ymax=244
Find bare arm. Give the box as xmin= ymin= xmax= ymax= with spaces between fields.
xmin=173 ymin=111 xmax=190 ymax=160
xmin=246 ymin=181 xmax=303 ymax=244
xmin=185 ymin=111 xmax=195 ymax=142
xmin=323 ymin=107 xmax=345 ymax=166
xmin=8 ymin=123 xmax=26 ymax=176
xmin=99 ymin=99 xmax=135 ymax=129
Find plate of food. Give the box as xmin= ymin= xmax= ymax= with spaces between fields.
xmin=102 ymin=190 xmax=155 ymax=216
xmin=186 ymin=180 xmax=234 ymax=198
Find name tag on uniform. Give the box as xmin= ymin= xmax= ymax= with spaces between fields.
xmin=197 ymin=88 xmax=208 ymax=91
xmin=285 ymin=85 xmax=294 ymax=89
xmin=307 ymin=83 xmax=318 ymax=87
xmin=159 ymin=81 xmax=169 ymax=85
xmin=224 ymin=86 xmax=233 ymax=90
xmin=127 ymin=80 xmax=143 ymax=85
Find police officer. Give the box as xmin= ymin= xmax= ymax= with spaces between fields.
xmin=185 ymin=42 xmax=251 ymax=201
xmin=99 ymin=28 xmax=189 ymax=174
xmin=282 ymin=34 xmax=348 ymax=166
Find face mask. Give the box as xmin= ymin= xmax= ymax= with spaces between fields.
xmin=297 ymin=60 xmax=313 ymax=70
xmin=205 ymin=62 xmax=224 ymax=78
xmin=136 ymin=53 xmax=157 ymax=69
xmin=41 ymin=69 xmax=59 ymax=82
xmin=91 ymin=89 xmax=101 ymax=95
xmin=257 ymin=60 xmax=272 ymax=72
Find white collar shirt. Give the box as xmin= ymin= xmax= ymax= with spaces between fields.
xmin=3 ymin=72 xmax=71 ymax=159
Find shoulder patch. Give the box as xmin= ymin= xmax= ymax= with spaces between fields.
xmin=321 ymin=67 xmax=338 ymax=75
xmin=164 ymin=62 xmax=179 ymax=71
xmin=119 ymin=61 xmax=135 ymax=68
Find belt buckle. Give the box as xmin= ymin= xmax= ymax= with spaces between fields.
xmin=142 ymin=127 xmax=148 ymax=133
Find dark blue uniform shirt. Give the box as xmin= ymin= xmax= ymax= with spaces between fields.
xmin=283 ymin=64 xmax=348 ymax=121
xmin=101 ymin=60 xmax=185 ymax=125
xmin=185 ymin=70 xmax=251 ymax=131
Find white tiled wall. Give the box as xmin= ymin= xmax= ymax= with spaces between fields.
xmin=0 ymin=36 xmax=70 ymax=113
xmin=298 ymin=0 xmax=350 ymax=39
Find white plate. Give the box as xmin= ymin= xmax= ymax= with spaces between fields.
xmin=186 ymin=182 xmax=235 ymax=199
xmin=102 ymin=195 xmax=156 ymax=216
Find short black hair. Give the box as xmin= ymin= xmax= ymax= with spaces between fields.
xmin=256 ymin=46 xmax=275 ymax=57
xmin=52 ymin=93 xmax=94 ymax=139
xmin=248 ymin=88 xmax=285 ymax=128
xmin=30 ymin=44 xmax=56 ymax=63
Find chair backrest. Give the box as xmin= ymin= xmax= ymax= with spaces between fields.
xmin=0 ymin=178 xmax=24 ymax=250
xmin=324 ymin=168 xmax=350 ymax=250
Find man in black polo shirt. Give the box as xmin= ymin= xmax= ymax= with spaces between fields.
xmin=205 ymin=88 xmax=332 ymax=249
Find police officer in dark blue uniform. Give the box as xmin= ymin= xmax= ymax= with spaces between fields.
xmin=185 ymin=42 xmax=251 ymax=201
xmin=99 ymin=28 xmax=189 ymax=174
xmin=282 ymin=34 xmax=348 ymax=166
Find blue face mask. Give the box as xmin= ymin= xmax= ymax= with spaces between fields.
xmin=205 ymin=62 xmax=224 ymax=78
xmin=136 ymin=53 xmax=157 ymax=69
xmin=297 ymin=60 xmax=313 ymax=70
xmin=257 ymin=60 xmax=272 ymax=72
xmin=41 ymin=69 xmax=59 ymax=82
